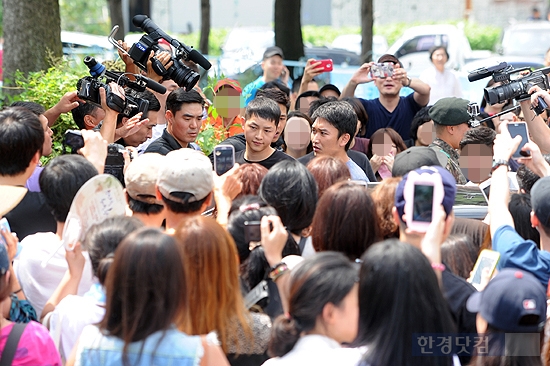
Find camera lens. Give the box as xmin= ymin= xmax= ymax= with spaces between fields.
xmin=169 ymin=60 xmax=200 ymax=90
xmin=484 ymin=81 xmax=525 ymax=105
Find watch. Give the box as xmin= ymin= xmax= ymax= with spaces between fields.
xmin=491 ymin=159 xmax=508 ymax=172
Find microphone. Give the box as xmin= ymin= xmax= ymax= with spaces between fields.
xmin=132 ymin=15 xmax=212 ymax=70
xmin=135 ymin=75 xmax=167 ymax=95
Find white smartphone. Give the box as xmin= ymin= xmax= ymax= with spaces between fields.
xmin=468 ymin=249 xmax=500 ymax=290
xmin=403 ymin=170 xmax=445 ymax=233
xmin=213 ymin=145 xmax=235 ymax=176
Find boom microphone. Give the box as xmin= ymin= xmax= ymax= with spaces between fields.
xmin=132 ymin=15 xmax=212 ymax=70
xmin=135 ymin=75 xmax=167 ymax=95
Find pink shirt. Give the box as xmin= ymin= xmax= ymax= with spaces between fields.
xmin=0 ymin=321 xmax=61 ymax=365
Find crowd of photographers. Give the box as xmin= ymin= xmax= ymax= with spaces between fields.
xmin=4 ymin=17 xmax=550 ymax=364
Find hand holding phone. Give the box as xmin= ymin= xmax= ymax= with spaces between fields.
xmin=315 ymin=59 xmax=333 ymax=72
xmin=370 ymin=62 xmax=394 ymax=79
xmin=507 ymin=122 xmax=531 ymax=159
xmin=468 ymin=249 xmax=500 ymax=290
xmin=403 ymin=169 xmax=445 ymax=233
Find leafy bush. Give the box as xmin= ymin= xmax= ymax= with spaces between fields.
xmin=463 ymin=23 xmax=501 ymax=51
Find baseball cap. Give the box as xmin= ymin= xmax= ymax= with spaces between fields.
xmin=394 ymin=165 xmax=456 ymax=219
xmin=214 ymin=79 xmax=242 ymax=93
xmin=0 ymin=185 xmax=27 ymax=217
xmin=157 ymin=149 xmax=214 ymax=203
xmin=530 ymin=176 xmax=550 ymax=227
xmin=319 ymin=84 xmax=341 ymax=97
xmin=377 ymin=54 xmax=403 ymax=68
xmin=125 ymin=153 xmax=165 ymax=205
xmin=466 ymin=269 xmax=546 ymax=332
xmin=263 ymin=46 xmax=284 ymax=60
xmin=392 ymin=147 xmax=442 ymax=178
xmin=429 ymin=97 xmax=471 ymax=126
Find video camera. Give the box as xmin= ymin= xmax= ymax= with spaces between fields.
xmin=468 ymin=61 xmax=550 ymax=106
xmin=109 ymin=15 xmax=212 ymax=91
xmin=77 ymin=56 xmax=166 ymax=118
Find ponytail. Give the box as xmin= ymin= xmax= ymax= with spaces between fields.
xmin=268 ymin=315 xmax=303 ymax=357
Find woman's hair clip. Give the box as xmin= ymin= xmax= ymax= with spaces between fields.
xmin=240 ymin=203 xmax=260 ymax=213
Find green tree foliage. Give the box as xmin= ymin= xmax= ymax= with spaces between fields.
xmin=59 ymin=0 xmax=110 ymax=35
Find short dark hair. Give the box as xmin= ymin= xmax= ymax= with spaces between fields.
xmin=307 ymin=96 xmax=334 ymax=117
xmin=10 ymin=101 xmax=45 ymax=116
xmin=39 ymin=155 xmax=98 ymax=222
xmin=126 ymin=193 xmax=164 ymax=215
xmin=259 ymin=80 xmax=290 ymax=96
xmin=244 ymin=96 xmax=281 ymax=126
xmin=410 ymin=106 xmax=432 ymax=143
xmin=459 ymin=126 xmax=496 ymax=150
xmin=160 ymin=192 xmax=209 ymax=214
xmin=0 ymin=107 xmax=44 ymax=176
xmin=256 ymin=87 xmax=290 ymax=112
xmin=259 ymin=160 xmax=318 ymax=235
xmin=311 ymin=101 xmax=357 ymax=150
xmin=166 ymin=88 xmax=205 ymax=116
xmin=295 ymin=90 xmax=320 ymax=112
xmin=517 ymin=155 xmax=550 ymax=193
xmin=71 ymin=102 xmax=100 ymax=130
xmin=429 ymin=45 xmax=449 ymax=61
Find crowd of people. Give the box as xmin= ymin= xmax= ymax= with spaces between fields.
xmin=2 ymin=40 xmax=550 ymax=366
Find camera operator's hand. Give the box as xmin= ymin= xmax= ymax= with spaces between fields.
xmin=114 ymin=113 xmax=147 ymax=140
xmin=80 ymin=130 xmax=108 ymax=174
xmin=117 ymin=40 xmax=139 ymax=75
xmin=99 ymin=82 xmax=125 ymax=115
xmin=146 ymin=50 xmax=173 ymax=83
xmin=99 ymin=83 xmax=125 ymax=143
xmin=341 ymin=62 xmax=375 ymax=99
xmin=44 ymin=91 xmax=81 ymax=127
xmin=529 ymin=85 xmax=550 ymax=111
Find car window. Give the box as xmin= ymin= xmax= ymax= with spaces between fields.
xmin=503 ymin=29 xmax=550 ymax=56
xmin=395 ymin=35 xmax=449 ymax=58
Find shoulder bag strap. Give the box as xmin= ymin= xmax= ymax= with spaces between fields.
xmin=0 ymin=323 xmax=28 ymax=366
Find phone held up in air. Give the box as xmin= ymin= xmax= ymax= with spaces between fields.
xmin=244 ymin=220 xmax=261 ymax=245
xmin=315 ymin=59 xmax=333 ymax=72
xmin=213 ymin=145 xmax=235 ymax=176
xmin=403 ymin=169 xmax=445 ymax=233
xmin=507 ymin=122 xmax=531 ymax=159
xmin=468 ymin=249 xmax=500 ymax=290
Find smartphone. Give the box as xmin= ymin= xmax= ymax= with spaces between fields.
xmin=404 ymin=170 xmax=444 ymax=233
xmin=63 ymin=130 xmax=85 ymax=152
xmin=469 ymin=249 xmax=500 ymax=290
xmin=214 ymin=145 xmax=235 ymax=176
xmin=316 ymin=59 xmax=333 ymax=72
xmin=244 ymin=221 xmax=261 ymax=244
xmin=507 ymin=122 xmax=531 ymax=159
xmin=370 ymin=62 xmax=394 ymax=79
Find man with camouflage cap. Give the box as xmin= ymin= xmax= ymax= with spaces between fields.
xmin=429 ymin=97 xmax=475 ymax=184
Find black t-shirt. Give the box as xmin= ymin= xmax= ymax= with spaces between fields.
xmin=4 ymin=191 xmax=56 ymax=240
xmin=235 ymin=149 xmax=295 ymax=170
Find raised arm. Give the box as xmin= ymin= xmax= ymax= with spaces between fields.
xmin=340 ymin=62 xmax=374 ymax=98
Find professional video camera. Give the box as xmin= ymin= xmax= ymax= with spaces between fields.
xmin=76 ymin=56 xmax=167 ymax=118
xmin=109 ymin=15 xmax=212 ymax=91
xmin=468 ymin=61 xmax=550 ymax=107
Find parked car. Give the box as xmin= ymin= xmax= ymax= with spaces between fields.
xmin=497 ymin=21 xmax=550 ymax=64
xmin=61 ymin=31 xmax=115 ymax=62
xmin=330 ymin=34 xmax=388 ymax=61
xmin=386 ymin=24 xmax=473 ymax=77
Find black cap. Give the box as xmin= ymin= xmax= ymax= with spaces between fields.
xmin=319 ymin=84 xmax=341 ymax=97
xmin=263 ymin=46 xmax=284 ymax=60
xmin=377 ymin=53 xmax=403 ymax=68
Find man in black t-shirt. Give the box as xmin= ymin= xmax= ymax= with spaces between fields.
xmin=235 ymin=97 xmax=294 ymax=170
xmin=0 ymin=107 xmax=56 ymax=239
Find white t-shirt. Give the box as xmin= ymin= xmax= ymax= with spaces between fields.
xmin=14 ymin=232 xmax=94 ymax=317
xmin=49 ymin=290 xmax=105 ymax=360
xmin=420 ymin=66 xmax=462 ymax=105
xmin=262 ymin=334 xmax=363 ymax=366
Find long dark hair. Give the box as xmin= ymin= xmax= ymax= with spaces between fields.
xmin=268 ymin=252 xmax=357 ymax=357
xmin=355 ymin=240 xmax=455 ymax=366
xmin=100 ymin=228 xmax=187 ymax=364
